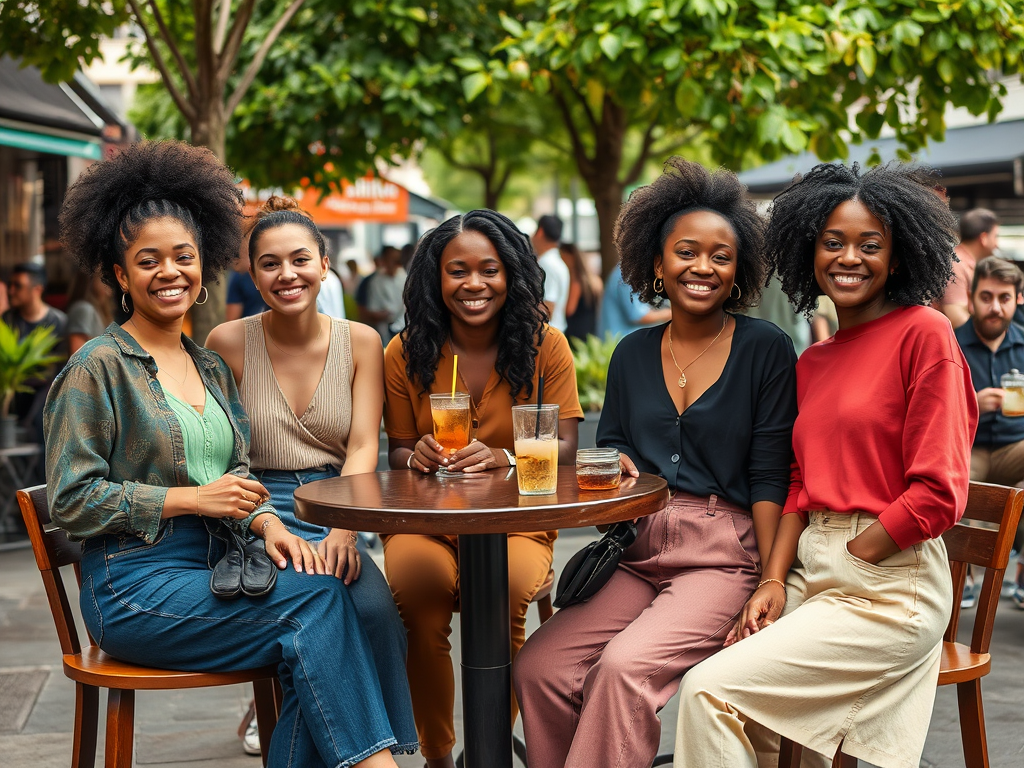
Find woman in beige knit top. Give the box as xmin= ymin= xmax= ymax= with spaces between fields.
xmin=206 ymin=196 xmax=417 ymax=755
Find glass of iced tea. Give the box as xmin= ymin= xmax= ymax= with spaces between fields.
xmin=512 ymin=404 xmax=559 ymax=495
xmin=1001 ymin=369 xmax=1024 ymax=416
xmin=430 ymin=393 xmax=472 ymax=477
xmin=576 ymin=448 xmax=621 ymax=490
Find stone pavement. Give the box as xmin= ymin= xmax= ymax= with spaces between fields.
xmin=1 ymin=531 xmax=1022 ymax=768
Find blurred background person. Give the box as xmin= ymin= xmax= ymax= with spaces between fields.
xmin=532 ymin=214 xmax=569 ymax=331
xmin=938 ymin=208 xmax=1000 ymax=328
xmin=225 ymin=249 xmax=268 ymax=321
xmin=599 ymin=261 xmax=671 ymax=339
xmin=560 ymin=242 xmax=602 ymax=343
xmin=66 ymin=271 xmax=114 ymax=354
xmin=364 ymin=245 xmax=406 ymax=344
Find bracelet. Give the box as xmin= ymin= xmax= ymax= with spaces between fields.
xmin=757 ymin=578 xmax=787 ymax=594
xmin=259 ymin=517 xmax=277 ymax=538
xmin=406 ymin=452 xmax=415 ymax=469
xmin=196 ymin=486 xmax=202 ymax=517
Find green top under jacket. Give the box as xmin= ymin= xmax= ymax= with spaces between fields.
xmin=164 ymin=389 xmax=234 ymax=486
xmin=44 ymin=323 xmax=278 ymax=543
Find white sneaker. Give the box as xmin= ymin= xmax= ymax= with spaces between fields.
xmin=242 ymin=716 xmax=261 ymax=756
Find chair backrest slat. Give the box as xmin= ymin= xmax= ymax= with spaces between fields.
xmin=17 ymin=486 xmax=84 ymax=656
xmin=940 ymin=482 xmax=1024 ymax=655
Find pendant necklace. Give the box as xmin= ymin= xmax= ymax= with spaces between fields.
xmin=667 ymin=315 xmax=729 ymax=389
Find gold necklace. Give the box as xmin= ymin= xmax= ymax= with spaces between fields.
xmin=667 ymin=315 xmax=729 ymax=389
xmin=266 ymin=315 xmax=324 ymax=358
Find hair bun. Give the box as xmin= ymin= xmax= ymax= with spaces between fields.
xmin=257 ymin=195 xmax=310 ymax=219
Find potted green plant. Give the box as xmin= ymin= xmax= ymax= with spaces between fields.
xmin=570 ymin=333 xmax=620 ymax=449
xmin=0 ymin=320 xmax=62 ymax=449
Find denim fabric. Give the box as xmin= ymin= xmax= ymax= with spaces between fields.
xmin=81 ymin=517 xmax=413 ymax=767
xmin=256 ymin=467 xmax=418 ymax=752
xmin=44 ymin=323 xmax=275 ymax=544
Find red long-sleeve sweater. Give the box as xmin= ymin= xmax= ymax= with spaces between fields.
xmin=784 ymin=305 xmax=979 ymax=549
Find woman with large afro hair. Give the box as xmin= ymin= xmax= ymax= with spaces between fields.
xmin=47 ymin=140 xmax=410 ymax=768
xmin=514 ymin=157 xmax=798 ymax=768
xmin=381 ymin=209 xmax=584 ymax=768
xmin=675 ymin=163 xmax=978 ymax=768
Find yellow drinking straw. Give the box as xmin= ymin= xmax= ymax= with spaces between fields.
xmin=451 ymin=355 xmax=458 ymax=398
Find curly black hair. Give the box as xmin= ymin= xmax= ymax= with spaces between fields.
xmin=401 ymin=209 xmax=546 ymax=401
xmin=766 ymin=162 xmax=958 ymax=317
xmin=614 ymin=157 xmax=765 ymax=310
xmin=58 ymin=141 xmax=244 ymax=288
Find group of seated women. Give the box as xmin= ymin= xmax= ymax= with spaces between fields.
xmin=45 ymin=139 xmax=976 ymax=768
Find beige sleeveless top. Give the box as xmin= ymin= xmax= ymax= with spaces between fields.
xmin=241 ymin=315 xmax=353 ymax=472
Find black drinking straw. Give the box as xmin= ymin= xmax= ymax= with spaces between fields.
xmin=534 ymin=376 xmax=545 ymax=439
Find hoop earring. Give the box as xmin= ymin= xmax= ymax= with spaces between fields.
xmin=194 ymin=286 xmax=209 ymax=305
xmin=121 ymin=293 xmax=130 ymax=314
xmin=730 ymin=283 xmax=742 ymax=301
xmin=321 ymin=272 xmax=328 ymax=282
xmin=653 ymin=277 xmax=664 ymax=294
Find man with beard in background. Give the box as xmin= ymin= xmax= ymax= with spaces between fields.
xmin=954 ymin=256 xmax=1024 ymax=609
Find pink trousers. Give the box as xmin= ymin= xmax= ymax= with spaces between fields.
xmin=513 ymin=493 xmax=761 ymax=768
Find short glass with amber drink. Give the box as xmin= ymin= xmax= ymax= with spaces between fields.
xmin=576 ymin=448 xmax=621 ymax=490
xmin=430 ymin=393 xmax=472 ymax=477
xmin=512 ymin=404 xmax=559 ymax=495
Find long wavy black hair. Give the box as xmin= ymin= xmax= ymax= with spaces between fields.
xmin=58 ymin=141 xmax=243 ymax=288
xmin=401 ymin=209 xmax=546 ymax=401
xmin=767 ymin=162 xmax=958 ymax=317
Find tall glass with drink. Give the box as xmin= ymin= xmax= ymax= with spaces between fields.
xmin=512 ymin=404 xmax=559 ymax=495
xmin=1002 ymin=369 xmax=1024 ymax=417
xmin=430 ymin=393 xmax=472 ymax=477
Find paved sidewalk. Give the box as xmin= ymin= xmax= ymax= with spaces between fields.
xmin=1 ymin=532 xmax=1022 ymax=767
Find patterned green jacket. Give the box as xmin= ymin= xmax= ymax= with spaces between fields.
xmin=44 ymin=323 xmax=277 ymax=543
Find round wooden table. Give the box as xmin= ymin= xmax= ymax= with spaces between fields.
xmin=295 ymin=468 xmax=669 ymax=768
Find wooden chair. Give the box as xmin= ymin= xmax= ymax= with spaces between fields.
xmin=17 ymin=485 xmax=282 ymax=768
xmin=780 ymin=481 xmax=1024 ymax=768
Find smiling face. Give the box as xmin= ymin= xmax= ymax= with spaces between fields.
xmin=969 ymin=276 xmax=1017 ymax=342
xmin=654 ymin=209 xmax=738 ymax=316
xmin=439 ymin=230 xmax=508 ymax=330
xmin=813 ymin=199 xmax=894 ymax=324
xmin=113 ymin=217 xmax=202 ymax=326
xmin=251 ymin=223 xmax=327 ymax=314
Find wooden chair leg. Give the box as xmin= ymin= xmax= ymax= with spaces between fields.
xmin=779 ymin=736 xmax=803 ymax=768
xmin=72 ymin=682 xmax=99 ymax=768
xmin=104 ymin=689 xmax=135 ymax=768
xmin=253 ymin=678 xmax=279 ymax=766
xmin=536 ymin=593 xmax=553 ymax=624
xmin=957 ymin=679 xmax=990 ymax=768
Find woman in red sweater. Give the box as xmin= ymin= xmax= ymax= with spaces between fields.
xmin=674 ymin=163 xmax=978 ymax=768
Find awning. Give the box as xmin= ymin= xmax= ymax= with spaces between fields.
xmin=0 ymin=125 xmax=102 ymax=160
xmin=738 ymin=119 xmax=1024 ymax=195
xmin=0 ymin=56 xmax=105 ymax=136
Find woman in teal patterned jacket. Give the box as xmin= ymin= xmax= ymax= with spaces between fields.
xmin=45 ymin=140 xmax=412 ymax=768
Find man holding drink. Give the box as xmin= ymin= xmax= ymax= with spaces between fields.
xmin=953 ymin=256 xmax=1024 ymax=608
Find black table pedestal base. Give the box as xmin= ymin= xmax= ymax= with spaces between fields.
xmin=459 ymin=532 xmax=512 ymax=768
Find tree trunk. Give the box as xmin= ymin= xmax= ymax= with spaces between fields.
xmin=576 ymin=97 xmax=627 ymax=278
xmin=188 ymin=104 xmax=229 ymax=345
xmin=592 ymin=182 xmax=624 ymax=279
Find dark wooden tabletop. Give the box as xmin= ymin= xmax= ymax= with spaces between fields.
xmin=294 ymin=469 xmax=669 ymax=535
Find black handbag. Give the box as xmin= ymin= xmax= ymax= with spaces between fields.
xmin=209 ymin=522 xmax=278 ymax=599
xmin=553 ymin=520 xmax=637 ymax=609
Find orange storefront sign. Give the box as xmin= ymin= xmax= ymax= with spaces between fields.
xmin=243 ymin=176 xmax=410 ymax=225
